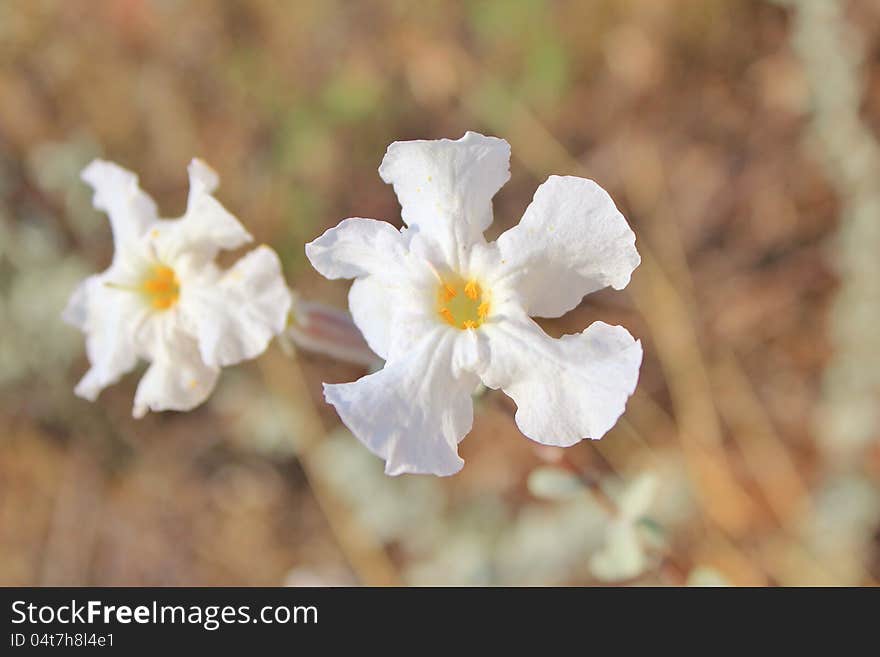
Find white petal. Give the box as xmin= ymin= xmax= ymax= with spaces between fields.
xmin=305 ymin=217 xmax=408 ymax=280
xmin=350 ymin=286 xmax=461 ymax=377
xmin=186 ymin=158 xmax=220 ymax=206
xmin=494 ymin=176 xmax=640 ymax=318
xmin=81 ymin=159 xmax=158 ymax=247
xmin=153 ymin=161 xmax=251 ymax=264
xmin=450 ymin=328 xmax=490 ymax=378
xmin=307 ymin=219 xmax=435 ymax=362
xmin=132 ymin=333 xmax=220 ymax=418
xmin=63 ymin=274 xmax=147 ymax=401
xmin=179 ymin=246 xmax=291 ymax=368
xmin=378 ymin=131 xmax=510 ymax=266
xmin=323 ymin=329 xmax=477 ymax=476
xmin=348 ymin=276 xmax=392 ymax=360
xmin=480 ymin=313 xmax=642 ymax=446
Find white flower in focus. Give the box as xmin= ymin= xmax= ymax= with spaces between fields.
xmin=589 ymin=473 xmax=659 ymax=582
xmin=64 ymin=159 xmax=291 ymax=418
xmin=306 ymin=131 xmax=642 ymax=476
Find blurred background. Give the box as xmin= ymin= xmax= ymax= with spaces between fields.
xmin=1 ymin=0 xmax=879 ymax=586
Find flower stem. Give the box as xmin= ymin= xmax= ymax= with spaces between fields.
xmin=256 ymin=344 xmax=399 ymax=586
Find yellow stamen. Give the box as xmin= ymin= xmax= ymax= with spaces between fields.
xmin=141 ymin=264 xmax=180 ymax=311
xmin=437 ymin=276 xmax=491 ymax=330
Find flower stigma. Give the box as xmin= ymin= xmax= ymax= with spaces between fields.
xmin=141 ymin=264 xmax=180 ymax=310
xmin=437 ymin=276 xmax=490 ymax=330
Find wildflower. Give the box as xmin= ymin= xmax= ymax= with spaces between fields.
xmin=306 ymin=131 xmax=642 ymax=475
xmin=63 ymin=159 xmax=291 ymax=417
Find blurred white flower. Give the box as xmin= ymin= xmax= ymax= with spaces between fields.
xmin=307 ymin=131 xmax=641 ymax=476
xmin=63 ymin=159 xmax=291 ymax=417
xmin=589 ymin=473 xmax=660 ymax=582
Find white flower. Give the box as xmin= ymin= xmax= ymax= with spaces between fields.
xmin=306 ymin=131 xmax=642 ymax=476
xmin=63 ymin=159 xmax=291 ymax=418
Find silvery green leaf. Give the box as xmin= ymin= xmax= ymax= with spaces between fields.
xmin=686 ymin=566 xmax=731 ymax=587
xmin=527 ymin=466 xmax=586 ymax=501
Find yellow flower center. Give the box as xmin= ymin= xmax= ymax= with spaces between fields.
xmin=141 ymin=264 xmax=180 ymax=310
xmin=437 ymin=276 xmax=490 ymax=330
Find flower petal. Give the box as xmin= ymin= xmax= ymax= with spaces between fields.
xmin=494 ymin=175 xmax=640 ymax=318
xmin=132 ymin=332 xmax=220 ymax=418
xmin=153 ymin=160 xmax=251 ymax=264
xmin=348 ymin=276 xmax=393 ymax=360
xmin=480 ymin=313 xmax=642 ymax=446
xmin=179 ymin=246 xmax=291 ymax=368
xmin=63 ymin=273 xmax=147 ymax=401
xmin=81 ymin=159 xmax=158 ymax=247
xmin=305 ymin=217 xmax=409 ymax=280
xmin=131 ymin=313 xmax=219 ymax=418
xmin=186 ymin=158 xmax=220 ymax=204
xmin=379 ymin=131 xmax=510 ymax=266
xmin=307 ymin=218 xmax=433 ymax=362
xmin=324 ymin=329 xmax=477 ymax=476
